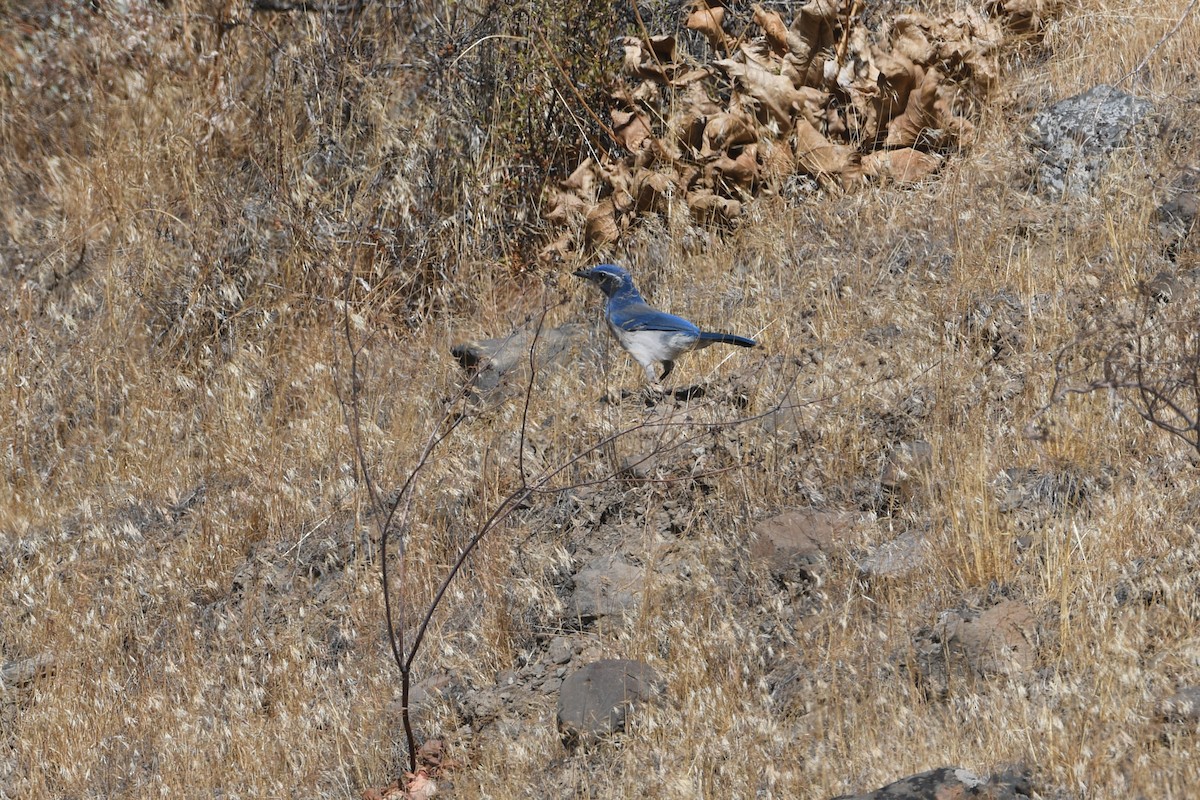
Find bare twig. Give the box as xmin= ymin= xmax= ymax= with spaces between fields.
xmin=1114 ymin=0 xmax=1199 ymax=87
xmin=535 ymin=27 xmax=619 ymax=159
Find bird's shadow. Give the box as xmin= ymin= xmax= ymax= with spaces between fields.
xmin=603 ymin=384 xmax=708 ymax=407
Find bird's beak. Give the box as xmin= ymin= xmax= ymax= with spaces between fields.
xmin=572 ymin=269 xmax=591 ymax=279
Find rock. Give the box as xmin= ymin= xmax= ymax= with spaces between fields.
xmin=880 ymin=440 xmax=933 ymax=503
xmin=1158 ymin=191 xmax=1198 ymax=234
xmin=941 ymin=600 xmax=1038 ymax=676
xmin=996 ymin=466 xmax=1096 ymax=515
xmin=1159 ymin=685 xmax=1200 ymax=723
xmin=1157 ymin=167 xmax=1199 ymax=260
xmin=1143 ymin=270 xmax=1177 ymax=304
xmin=548 ymin=637 xmax=573 ymax=665
xmin=567 ymin=554 xmax=645 ymax=625
xmin=408 ymin=673 xmax=452 ymax=711
xmin=750 ymin=508 xmax=854 ymax=575
xmin=556 ymin=659 xmax=665 ymax=749
xmin=833 ymin=765 xmax=1032 ymax=800
xmin=859 ymin=530 xmax=928 ymax=578
xmin=0 ymin=652 xmax=55 ymax=726
xmin=1027 ymin=84 xmax=1154 ymax=197
xmin=910 ymin=600 xmax=1038 ymax=697
xmin=450 ymin=322 xmax=586 ymax=398
xmin=0 ymin=653 xmax=55 ymax=692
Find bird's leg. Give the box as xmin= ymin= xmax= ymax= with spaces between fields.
xmin=659 ymin=360 xmax=675 ymax=381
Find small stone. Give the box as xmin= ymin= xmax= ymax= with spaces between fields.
xmin=567 ymin=554 xmax=645 ymax=625
xmin=1159 ymin=686 xmax=1200 ymax=723
xmin=913 ymin=600 xmax=1038 ymax=695
xmin=407 ymin=673 xmax=452 ymax=711
xmin=451 ymin=323 xmax=587 ymax=399
xmin=548 ymin=637 xmax=573 ymax=665
xmin=1144 ymin=270 xmax=1177 ymax=303
xmin=556 ymin=659 xmax=665 ymax=750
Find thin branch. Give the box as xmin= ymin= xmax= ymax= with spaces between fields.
xmin=1114 ymin=0 xmax=1199 ymax=87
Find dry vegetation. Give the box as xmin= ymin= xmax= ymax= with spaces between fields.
xmin=1 ymin=0 xmax=1199 ymax=797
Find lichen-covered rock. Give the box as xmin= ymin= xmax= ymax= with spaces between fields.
xmin=1027 ymin=84 xmax=1154 ymax=197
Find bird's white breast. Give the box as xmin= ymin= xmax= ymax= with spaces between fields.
xmin=612 ymin=326 xmax=699 ymax=364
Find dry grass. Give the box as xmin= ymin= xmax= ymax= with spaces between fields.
xmin=2 ymin=0 xmax=1199 ymax=797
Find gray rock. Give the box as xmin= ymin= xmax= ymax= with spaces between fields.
xmin=0 ymin=653 xmax=55 ymax=692
xmin=1027 ymin=84 xmax=1154 ymax=197
xmin=1157 ymin=168 xmax=1199 ymax=259
xmin=833 ymin=765 xmax=1031 ymax=800
xmin=1159 ymin=685 xmax=1200 ymax=723
xmin=556 ymin=659 xmax=665 ymax=749
xmin=451 ymin=322 xmax=586 ymax=397
xmin=940 ymin=600 xmax=1038 ymax=676
xmin=1143 ymin=270 xmax=1177 ymax=304
xmin=567 ymin=554 xmax=645 ymax=625
xmin=548 ymin=636 xmax=573 ymax=665
xmin=1158 ymin=190 xmax=1198 ymax=234
xmin=1 ymin=652 xmax=55 ymax=727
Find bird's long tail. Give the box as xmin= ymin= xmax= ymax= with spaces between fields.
xmin=698 ymin=331 xmax=757 ymax=348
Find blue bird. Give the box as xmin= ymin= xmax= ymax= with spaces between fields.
xmin=574 ymin=263 xmax=757 ymax=384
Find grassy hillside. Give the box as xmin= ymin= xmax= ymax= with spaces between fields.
xmin=1 ymin=0 xmax=1198 ymax=797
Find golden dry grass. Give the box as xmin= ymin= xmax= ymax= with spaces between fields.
xmin=1 ymin=0 xmax=1199 ymax=797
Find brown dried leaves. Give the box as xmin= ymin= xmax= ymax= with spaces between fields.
xmin=543 ymin=2 xmax=1032 ymax=259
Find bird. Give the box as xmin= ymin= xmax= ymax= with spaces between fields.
xmin=573 ymin=263 xmax=757 ymax=384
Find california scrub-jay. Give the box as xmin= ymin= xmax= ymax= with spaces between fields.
xmin=574 ymin=263 xmax=757 ymax=383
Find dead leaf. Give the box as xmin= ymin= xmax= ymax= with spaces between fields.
xmin=543 ymin=186 xmax=588 ymax=225
xmin=686 ymin=3 xmax=733 ymax=52
xmin=621 ymin=35 xmax=681 ymax=83
xmin=861 ymin=148 xmax=942 ymax=182
xmin=793 ymin=117 xmax=857 ymax=177
xmin=893 ymin=17 xmax=935 ymax=64
xmin=611 ymin=107 xmax=655 ymax=152
xmin=702 ymin=113 xmax=757 ymax=156
xmin=759 ymin=137 xmax=796 ymax=185
xmin=406 ymin=769 xmax=437 ymax=800
xmin=709 ymin=143 xmax=759 ymax=186
xmin=788 ymin=0 xmax=842 ymax=83
xmin=634 ymin=171 xmax=676 ymax=212
xmin=689 ymin=191 xmax=742 ymax=220
xmin=584 ymin=199 xmax=619 ymax=247
xmin=562 ymin=158 xmax=600 ymax=195
xmin=985 ymin=0 xmax=1063 ymax=33
xmin=883 ymin=65 xmax=964 ymax=148
xmin=417 ymin=739 xmax=445 ymax=768
xmin=543 ymin=0 xmax=1000 ymax=253
xmin=716 ymin=54 xmax=804 ymax=125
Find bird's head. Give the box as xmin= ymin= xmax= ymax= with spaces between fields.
xmin=572 ymin=263 xmax=637 ymax=299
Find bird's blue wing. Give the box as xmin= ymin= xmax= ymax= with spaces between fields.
xmin=608 ymin=300 xmax=700 ymax=336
